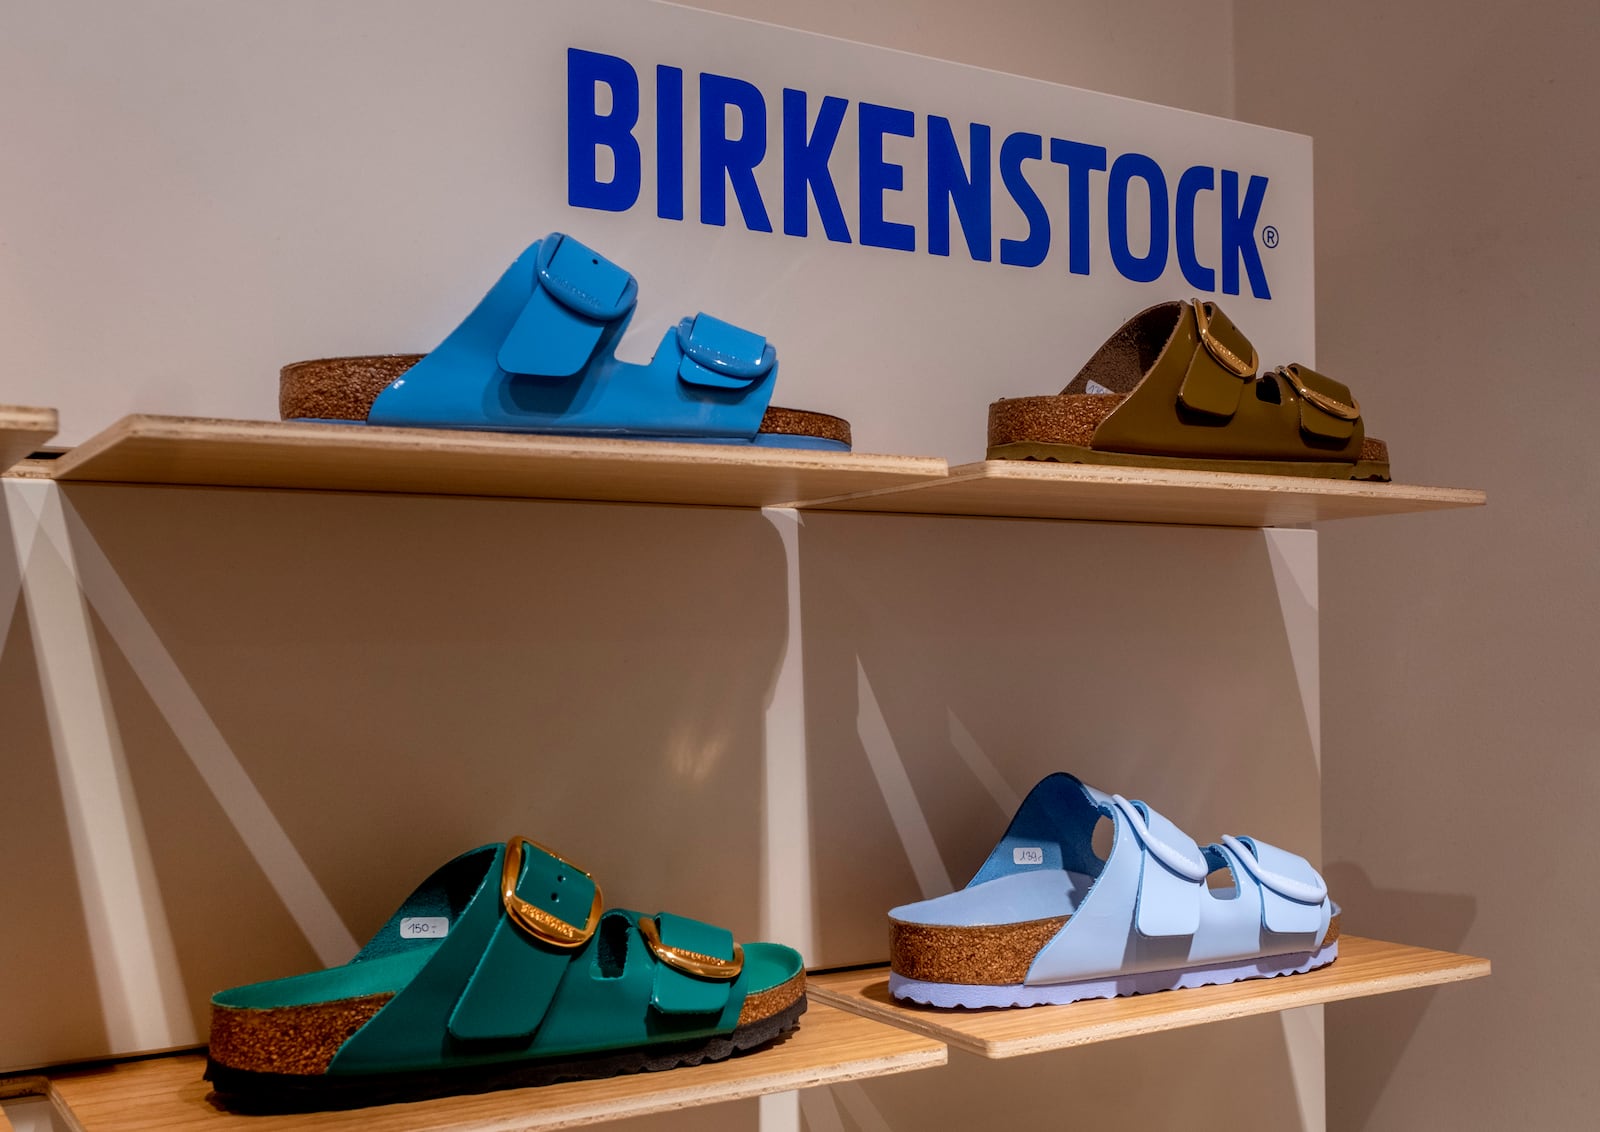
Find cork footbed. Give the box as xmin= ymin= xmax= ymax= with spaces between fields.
xmin=280 ymin=354 xmax=852 ymax=446
xmin=988 ymin=393 xmax=1389 ymax=467
xmin=208 ymin=969 xmax=806 ymax=1077
xmin=890 ymin=911 xmax=1342 ymax=987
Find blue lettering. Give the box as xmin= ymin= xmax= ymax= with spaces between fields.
xmin=858 ymin=102 xmax=916 ymax=252
xmin=567 ymin=49 xmax=641 ymax=213
xmin=1108 ymin=153 xmax=1169 ymax=284
xmin=999 ymin=132 xmax=1049 ymax=268
xmin=699 ymin=73 xmax=773 ymax=232
xmin=1175 ymin=165 xmax=1215 ymax=291
xmin=928 ymin=117 xmax=991 ymax=261
xmin=1222 ymin=171 xmax=1271 ymax=298
xmin=1048 ymin=139 xmax=1107 ymax=275
xmin=656 ymin=66 xmax=684 ymax=221
xmin=782 ymin=90 xmax=852 ymax=242
xmin=564 ymin=47 xmax=1278 ymax=298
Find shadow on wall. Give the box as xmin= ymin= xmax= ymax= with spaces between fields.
xmin=0 ymin=486 xmax=110 ymax=1071
xmin=4 ymin=482 xmax=788 ymax=1067
xmin=5 ymin=481 xmax=1338 ymax=1131
xmin=807 ymin=1012 xmax=1313 ymax=1130
xmin=1321 ymin=862 xmax=1478 ymax=1132
xmin=796 ymin=512 xmax=1328 ymax=967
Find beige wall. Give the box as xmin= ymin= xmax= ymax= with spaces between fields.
xmin=687 ymin=0 xmax=1236 ymax=117
xmin=1235 ymin=1 xmax=1600 ymax=1128
xmin=713 ymin=1 xmax=1600 ymax=1126
xmin=10 ymin=0 xmax=1586 ymax=1127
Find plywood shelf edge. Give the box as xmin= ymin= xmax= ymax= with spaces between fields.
xmin=11 ymin=1003 xmax=944 ymax=1132
xmin=809 ymin=936 xmax=1489 ymax=1058
xmin=796 ymin=459 xmax=1486 ymax=527
xmin=0 ymin=406 xmax=59 ymax=474
xmin=44 ymin=414 xmax=946 ymax=509
xmin=37 ymin=414 xmax=1485 ymax=528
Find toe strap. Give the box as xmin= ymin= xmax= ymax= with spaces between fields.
xmin=1221 ymin=834 xmax=1329 ymax=934
xmin=643 ymin=911 xmax=742 ymax=1016
xmin=674 ymin=313 xmax=776 ymax=390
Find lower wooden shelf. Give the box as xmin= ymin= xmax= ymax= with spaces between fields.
xmin=0 ymin=405 xmax=58 ymax=473
xmin=809 ymin=935 xmax=1489 ymax=1058
xmin=802 ymin=459 xmax=1487 ymax=527
xmin=18 ymin=1003 xmax=943 ymax=1132
xmin=46 ymin=415 xmax=947 ymax=508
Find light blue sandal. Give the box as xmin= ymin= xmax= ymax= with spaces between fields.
xmin=278 ymin=233 xmax=851 ymax=451
xmin=888 ymin=772 xmax=1339 ymax=1008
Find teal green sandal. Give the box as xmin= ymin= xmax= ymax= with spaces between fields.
xmin=206 ymin=837 xmax=806 ymax=1111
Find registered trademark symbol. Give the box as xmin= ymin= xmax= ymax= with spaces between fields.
xmin=1262 ymin=225 xmax=1280 ymax=249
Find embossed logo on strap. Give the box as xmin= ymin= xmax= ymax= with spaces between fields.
xmin=534 ymin=233 xmax=638 ymax=322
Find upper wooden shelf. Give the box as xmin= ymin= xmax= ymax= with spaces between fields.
xmin=0 ymin=405 xmax=57 ymax=473
xmin=801 ymin=460 xmax=1486 ymax=527
xmin=809 ymin=935 xmax=1488 ymax=1058
xmin=35 ymin=414 xmax=1485 ymax=527
xmin=16 ymin=1003 xmax=944 ymax=1132
xmin=45 ymin=415 xmax=948 ymax=509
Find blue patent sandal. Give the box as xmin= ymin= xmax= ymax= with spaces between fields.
xmin=280 ymin=233 xmax=851 ymax=451
xmin=888 ymin=772 xmax=1339 ymax=1008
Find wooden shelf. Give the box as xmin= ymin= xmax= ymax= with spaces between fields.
xmin=38 ymin=415 xmax=1486 ymax=527
xmin=15 ymin=1004 xmax=943 ymax=1132
xmin=801 ymin=459 xmax=1486 ymax=527
xmin=0 ymin=406 xmax=58 ymax=473
xmin=809 ymin=936 xmax=1488 ymax=1058
xmin=47 ymin=415 xmax=947 ymax=508
xmin=0 ymin=1074 xmax=49 ymax=1132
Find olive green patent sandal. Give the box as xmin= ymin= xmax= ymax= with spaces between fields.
xmin=205 ymin=837 xmax=806 ymax=1111
xmin=987 ymin=300 xmax=1391 ymax=481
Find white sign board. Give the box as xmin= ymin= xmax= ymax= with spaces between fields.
xmin=0 ymin=0 xmax=1312 ymax=457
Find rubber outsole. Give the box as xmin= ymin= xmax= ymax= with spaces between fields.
xmin=888 ymin=941 xmax=1338 ymax=1009
xmin=205 ymin=994 xmax=807 ymax=1113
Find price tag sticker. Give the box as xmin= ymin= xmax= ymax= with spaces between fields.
xmin=400 ymin=916 xmax=450 ymax=939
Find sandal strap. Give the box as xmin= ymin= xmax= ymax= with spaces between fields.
xmin=497 ymin=233 xmax=639 ymax=379
xmin=447 ymin=839 xmax=602 ymax=1043
xmin=1178 ymin=300 xmax=1259 ymax=417
xmin=326 ymin=842 xmax=752 ymax=1074
xmin=1014 ymin=775 xmax=1333 ymax=987
xmin=1109 ymin=794 xmax=1207 ymax=939
xmin=1271 ymin=363 xmax=1362 ymax=442
xmin=645 ymin=911 xmax=741 ymax=1016
xmin=675 ymin=313 xmax=776 ymax=390
xmin=1077 ymin=300 xmax=1368 ymax=463
xmin=362 ymin=233 xmax=785 ymax=441
xmin=1219 ymin=835 xmax=1329 ymax=934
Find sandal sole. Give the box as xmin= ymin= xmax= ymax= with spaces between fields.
xmin=987 ymin=440 xmax=1391 ymax=482
xmin=891 ymin=911 xmax=1341 ymax=989
xmin=280 ymin=355 xmax=852 ymax=449
xmin=888 ymin=940 xmax=1338 ymax=1009
xmin=205 ymin=993 xmax=807 ymax=1113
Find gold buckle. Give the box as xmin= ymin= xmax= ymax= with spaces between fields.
xmin=1192 ymin=299 xmax=1258 ymax=378
xmin=1280 ymin=365 xmax=1362 ymax=421
xmin=637 ymin=916 xmax=745 ymax=981
xmin=501 ymin=836 xmax=603 ymax=949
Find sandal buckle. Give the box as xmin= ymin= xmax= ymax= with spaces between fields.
xmin=637 ymin=916 xmax=745 ymax=981
xmin=1192 ymin=299 xmax=1259 ymax=378
xmin=1280 ymin=365 xmax=1362 ymax=421
xmin=501 ymin=836 xmax=603 ymax=949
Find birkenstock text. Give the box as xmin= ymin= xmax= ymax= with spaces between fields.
xmin=568 ymin=49 xmax=1275 ymax=299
